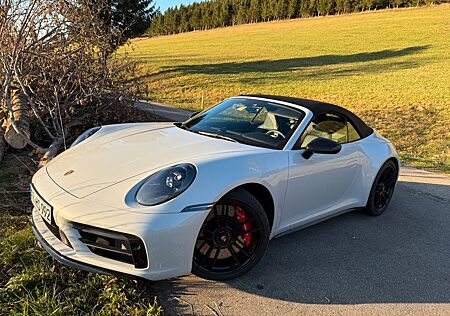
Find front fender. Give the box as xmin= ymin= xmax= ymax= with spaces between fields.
xmin=82 ymin=150 xmax=289 ymax=218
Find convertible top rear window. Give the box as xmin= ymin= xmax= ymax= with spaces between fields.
xmin=182 ymin=98 xmax=305 ymax=149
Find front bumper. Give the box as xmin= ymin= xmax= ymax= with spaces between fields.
xmin=30 ymin=214 xmax=117 ymax=277
xmin=30 ymin=196 xmax=209 ymax=281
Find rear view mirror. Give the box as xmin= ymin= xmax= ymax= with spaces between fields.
xmin=302 ymin=137 xmax=342 ymax=159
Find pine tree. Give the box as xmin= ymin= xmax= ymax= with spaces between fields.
xmin=287 ymin=0 xmax=301 ymax=18
xmin=261 ymin=0 xmax=272 ymax=20
xmin=145 ymin=0 xmax=421 ymax=36
xmin=105 ymin=0 xmax=156 ymax=41
xmin=249 ymin=0 xmax=262 ymax=22
xmin=277 ymin=0 xmax=290 ymax=19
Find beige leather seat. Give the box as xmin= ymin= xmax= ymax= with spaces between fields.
xmin=258 ymin=112 xmax=278 ymax=131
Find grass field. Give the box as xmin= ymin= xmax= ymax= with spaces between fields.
xmin=0 ymin=153 xmax=162 ymax=315
xmin=121 ymin=4 xmax=450 ymax=173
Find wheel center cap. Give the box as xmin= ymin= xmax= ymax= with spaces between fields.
xmin=215 ymin=229 xmax=232 ymax=246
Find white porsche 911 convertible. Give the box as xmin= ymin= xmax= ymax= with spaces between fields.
xmin=30 ymin=95 xmax=399 ymax=281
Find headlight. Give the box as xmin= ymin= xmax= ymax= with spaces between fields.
xmin=70 ymin=127 xmax=101 ymax=148
xmin=136 ymin=163 xmax=196 ymax=206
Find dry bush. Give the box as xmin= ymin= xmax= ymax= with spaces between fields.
xmin=0 ymin=0 xmax=152 ymax=165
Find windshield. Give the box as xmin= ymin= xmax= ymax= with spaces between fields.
xmin=182 ymin=98 xmax=305 ymax=149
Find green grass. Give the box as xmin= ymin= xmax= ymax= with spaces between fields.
xmin=0 ymin=153 xmax=162 ymax=316
xmin=120 ymin=5 xmax=450 ymax=173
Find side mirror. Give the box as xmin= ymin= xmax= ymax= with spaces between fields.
xmin=302 ymin=137 xmax=342 ymax=159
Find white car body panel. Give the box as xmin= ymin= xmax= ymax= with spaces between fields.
xmin=282 ymin=142 xmax=362 ymax=232
xmin=30 ymin=97 xmax=399 ymax=281
xmin=46 ymin=122 xmax=260 ymax=199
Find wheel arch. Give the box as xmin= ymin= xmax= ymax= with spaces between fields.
xmin=225 ymin=183 xmax=275 ymax=233
xmin=366 ymin=156 xmax=400 ymax=201
xmin=387 ymin=156 xmax=400 ymax=172
xmin=375 ymin=156 xmax=400 ymax=181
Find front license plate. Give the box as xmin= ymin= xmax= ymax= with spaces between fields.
xmin=31 ymin=186 xmax=53 ymax=225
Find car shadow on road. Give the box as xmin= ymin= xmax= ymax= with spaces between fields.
xmin=151 ymin=179 xmax=450 ymax=309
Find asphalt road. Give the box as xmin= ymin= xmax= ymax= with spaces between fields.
xmin=135 ymin=100 xmax=193 ymax=122
xmin=136 ymin=101 xmax=450 ymax=315
xmin=149 ymin=168 xmax=450 ymax=315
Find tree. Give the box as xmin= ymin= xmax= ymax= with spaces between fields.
xmin=114 ymin=0 xmax=156 ymax=37
xmin=235 ymin=0 xmax=250 ymax=24
xmin=261 ymin=0 xmax=272 ymax=20
xmin=287 ymin=0 xmax=301 ymax=18
xmin=249 ymin=0 xmax=262 ymax=22
xmin=269 ymin=0 xmax=278 ymax=19
xmin=222 ymin=1 xmax=234 ymax=26
xmin=187 ymin=3 xmax=202 ymax=30
xmin=148 ymin=11 xmax=165 ymax=35
xmin=318 ymin=0 xmax=336 ymax=14
xmin=177 ymin=5 xmax=187 ymax=32
xmin=144 ymin=0 xmax=421 ymax=36
xmin=276 ymin=0 xmax=290 ymax=19
xmin=95 ymin=0 xmax=156 ymax=44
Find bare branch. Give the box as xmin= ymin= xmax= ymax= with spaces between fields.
xmin=0 ymin=0 xmax=146 ymax=163
xmin=13 ymin=67 xmax=55 ymax=139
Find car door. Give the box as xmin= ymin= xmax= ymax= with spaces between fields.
xmin=280 ymin=113 xmax=363 ymax=231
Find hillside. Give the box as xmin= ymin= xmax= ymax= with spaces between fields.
xmin=120 ymin=5 xmax=450 ymax=172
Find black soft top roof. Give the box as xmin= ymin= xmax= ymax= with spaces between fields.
xmin=241 ymin=94 xmax=373 ymax=138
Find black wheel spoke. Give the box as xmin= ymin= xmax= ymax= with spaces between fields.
xmin=383 ymin=167 xmax=397 ymax=185
xmin=383 ymin=168 xmax=393 ymax=181
xmin=385 ymin=177 xmax=396 ymax=186
xmin=379 ymin=193 xmax=386 ymax=206
xmin=234 ymin=241 xmax=251 ymax=258
xmin=227 ymin=246 xmax=241 ymax=266
xmin=202 ymin=228 xmax=214 ymax=234
xmin=214 ymin=207 xmax=221 ymax=227
xmin=211 ymin=248 xmax=221 ymax=270
xmin=383 ymin=192 xmax=390 ymax=204
xmin=200 ymin=244 xmax=214 ymax=266
xmin=376 ymin=192 xmax=383 ymax=208
xmin=224 ymin=205 xmax=230 ymax=227
xmin=194 ymin=201 xmax=262 ymax=275
xmin=381 ymin=192 xmax=387 ymax=206
xmin=366 ymin=163 xmax=398 ymax=215
xmin=373 ymin=165 xmax=397 ymax=210
xmin=376 ymin=191 xmax=390 ymax=208
xmin=197 ymin=241 xmax=207 ymax=251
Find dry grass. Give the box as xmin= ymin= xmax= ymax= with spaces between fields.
xmin=120 ymin=4 xmax=450 ymax=173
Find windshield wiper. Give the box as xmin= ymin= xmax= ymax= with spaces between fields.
xmin=197 ymin=131 xmax=239 ymax=143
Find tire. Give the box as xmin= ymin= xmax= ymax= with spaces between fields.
xmin=364 ymin=160 xmax=398 ymax=216
xmin=192 ymin=189 xmax=270 ymax=281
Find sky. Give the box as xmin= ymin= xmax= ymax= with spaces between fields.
xmin=156 ymin=1 xmax=204 ymax=12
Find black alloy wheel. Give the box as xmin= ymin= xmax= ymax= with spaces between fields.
xmin=364 ymin=160 xmax=398 ymax=216
xmin=192 ymin=189 xmax=270 ymax=281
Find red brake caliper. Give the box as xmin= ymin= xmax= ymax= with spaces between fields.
xmin=235 ymin=206 xmax=253 ymax=247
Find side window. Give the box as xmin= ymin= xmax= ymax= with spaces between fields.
xmin=298 ymin=113 xmax=361 ymax=148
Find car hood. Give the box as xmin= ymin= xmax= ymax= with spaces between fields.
xmin=46 ymin=122 xmax=254 ymax=198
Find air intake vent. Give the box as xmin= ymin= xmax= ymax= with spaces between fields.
xmin=43 ymin=220 xmax=73 ymax=249
xmin=72 ymin=223 xmax=148 ymax=269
